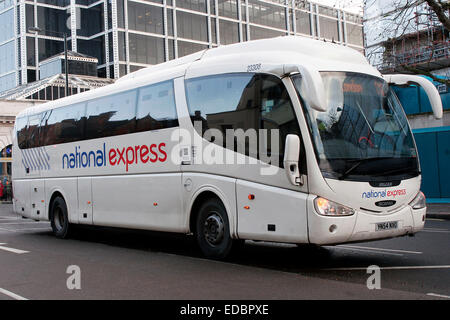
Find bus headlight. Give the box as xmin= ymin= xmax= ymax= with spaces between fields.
xmin=314 ymin=197 xmax=355 ymax=216
xmin=409 ymin=191 xmax=426 ymax=210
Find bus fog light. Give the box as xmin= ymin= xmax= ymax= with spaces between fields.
xmin=329 ymin=224 xmax=337 ymax=233
xmin=409 ymin=191 xmax=426 ymax=210
xmin=314 ymin=197 xmax=354 ymax=216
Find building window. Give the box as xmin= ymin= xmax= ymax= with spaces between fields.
xmin=176 ymin=0 xmax=207 ymax=13
xmin=79 ymin=4 xmax=104 ymax=37
xmin=128 ymin=2 xmax=164 ymax=35
xmin=218 ymin=0 xmax=238 ymax=19
xmin=295 ymin=10 xmax=311 ymax=36
xmin=319 ymin=16 xmax=339 ymax=41
xmin=250 ymin=25 xmax=285 ymax=40
xmin=176 ymin=11 xmax=208 ymax=42
xmin=219 ymin=19 xmax=239 ymax=45
xmin=346 ymin=23 xmax=363 ymax=46
xmin=177 ymin=40 xmax=207 ymax=58
xmin=248 ymin=0 xmax=286 ymax=31
xmin=129 ymin=33 xmax=165 ymax=65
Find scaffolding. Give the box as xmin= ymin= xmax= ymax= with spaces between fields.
xmin=377 ymin=6 xmax=450 ymax=74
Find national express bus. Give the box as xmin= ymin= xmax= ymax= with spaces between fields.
xmin=12 ymin=37 xmax=443 ymax=258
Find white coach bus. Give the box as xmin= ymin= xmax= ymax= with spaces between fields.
xmin=12 ymin=37 xmax=442 ymax=258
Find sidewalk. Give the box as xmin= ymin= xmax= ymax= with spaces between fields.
xmin=426 ymin=203 xmax=450 ymax=220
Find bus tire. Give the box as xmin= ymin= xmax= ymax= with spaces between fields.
xmin=195 ymin=198 xmax=233 ymax=259
xmin=50 ymin=196 xmax=71 ymax=239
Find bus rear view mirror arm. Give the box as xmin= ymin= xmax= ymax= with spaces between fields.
xmin=284 ymin=134 xmax=303 ymax=186
xmin=284 ymin=64 xmax=327 ymax=112
xmin=383 ymin=74 xmax=443 ymax=119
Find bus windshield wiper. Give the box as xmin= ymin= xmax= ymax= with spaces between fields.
xmin=338 ymin=157 xmax=390 ymax=180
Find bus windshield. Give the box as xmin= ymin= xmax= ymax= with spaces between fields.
xmin=292 ymin=72 xmax=420 ymax=182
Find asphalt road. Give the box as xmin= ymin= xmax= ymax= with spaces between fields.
xmin=0 ymin=204 xmax=448 ymax=300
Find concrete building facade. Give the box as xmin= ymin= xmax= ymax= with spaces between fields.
xmin=0 ymin=0 xmax=364 ymax=94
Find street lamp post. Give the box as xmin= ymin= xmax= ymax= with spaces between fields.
xmin=27 ymin=27 xmax=69 ymax=97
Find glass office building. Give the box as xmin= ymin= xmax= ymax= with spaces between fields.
xmin=0 ymin=0 xmax=363 ymax=94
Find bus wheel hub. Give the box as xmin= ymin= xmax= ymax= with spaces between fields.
xmin=204 ymin=213 xmax=224 ymax=245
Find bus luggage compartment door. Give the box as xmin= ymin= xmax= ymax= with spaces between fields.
xmin=236 ymin=180 xmax=308 ymax=243
xmin=77 ymin=177 xmax=93 ymax=225
xmin=30 ymin=180 xmax=45 ymax=220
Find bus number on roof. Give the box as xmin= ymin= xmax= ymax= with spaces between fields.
xmin=247 ymin=63 xmax=262 ymax=72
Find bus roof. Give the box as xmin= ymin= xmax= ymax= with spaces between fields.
xmin=17 ymin=36 xmax=377 ymax=119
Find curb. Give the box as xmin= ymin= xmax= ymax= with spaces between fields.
xmin=426 ymin=213 xmax=450 ymax=220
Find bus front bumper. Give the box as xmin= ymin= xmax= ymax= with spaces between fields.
xmin=308 ymin=203 xmax=426 ymax=245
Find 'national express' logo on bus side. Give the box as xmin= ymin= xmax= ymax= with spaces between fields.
xmin=361 ymin=189 xmax=406 ymax=199
xmin=62 ymin=142 xmax=167 ymax=172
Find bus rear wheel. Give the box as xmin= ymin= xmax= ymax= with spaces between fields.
xmin=50 ymin=196 xmax=71 ymax=239
xmin=195 ymin=198 xmax=233 ymax=259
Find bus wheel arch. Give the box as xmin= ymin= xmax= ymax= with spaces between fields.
xmin=189 ymin=189 xmax=236 ymax=259
xmin=48 ymin=191 xmax=72 ymax=239
xmin=48 ymin=191 xmax=65 ymax=220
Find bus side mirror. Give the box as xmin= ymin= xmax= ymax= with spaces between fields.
xmin=383 ymin=74 xmax=443 ymax=119
xmin=284 ymin=134 xmax=303 ymax=186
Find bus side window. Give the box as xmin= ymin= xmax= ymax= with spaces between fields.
xmin=259 ymin=75 xmax=304 ymax=170
xmin=27 ymin=115 xmax=41 ymax=149
xmin=86 ymin=89 xmax=137 ymax=139
xmin=16 ymin=116 xmax=28 ymax=149
xmin=43 ymin=103 xmax=86 ymax=146
xmin=136 ymin=80 xmax=179 ymax=132
xmin=185 ymin=73 xmax=304 ymax=169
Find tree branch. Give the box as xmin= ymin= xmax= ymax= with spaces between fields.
xmin=424 ymin=0 xmax=450 ymax=31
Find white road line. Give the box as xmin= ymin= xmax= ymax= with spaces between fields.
xmin=424 ymin=228 xmax=449 ymax=231
xmin=12 ymin=227 xmax=50 ymax=231
xmin=426 ymin=218 xmax=445 ymax=221
xmin=0 ymin=222 xmax=48 ymax=225
xmin=331 ymin=246 xmax=403 ymax=256
xmin=325 ymin=265 xmax=450 ymax=271
xmin=422 ymin=230 xmax=450 ymax=233
xmin=338 ymin=245 xmax=422 ymax=255
xmin=0 ymin=288 xmax=28 ymax=300
xmin=0 ymin=243 xmax=29 ymax=254
xmin=427 ymin=293 xmax=450 ymax=299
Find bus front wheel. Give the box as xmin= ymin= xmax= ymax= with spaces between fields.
xmin=50 ymin=196 xmax=71 ymax=239
xmin=195 ymin=198 xmax=233 ymax=259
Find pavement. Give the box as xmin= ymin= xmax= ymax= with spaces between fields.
xmin=426 ymin=203 xmax=450 ymax=220
xmin=0 ymin=203 xmax=449 ymax=300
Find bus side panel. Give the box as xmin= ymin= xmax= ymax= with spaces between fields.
xmin=91 ymin=173 xmax=184 ymax=232
xmin=13 ymin=179 xmax=31 ymax=218
xmin=30 ymin=179 xmax=45 ymax=220
xmin=236 ymin=180 xmax=309 ymax=243
xmin=45 ymin=178 xmax=79 ymax=223
xmin=181 ymin=173 xmax=237 ymax=237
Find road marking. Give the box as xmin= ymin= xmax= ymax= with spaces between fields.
xmin=331 ymin=246 xmax=403 ymax=256
xmin=0 ymin=243 xmax=29 ymax=254
xmin=11 ymin=227 xmax=50 ymax=232
xmin=0 ymin=222 xmax=48 ymax=225
xmin=422 ymin=230 xmax=450 ymax=233
xmin=427 ymin=293 xmax=450 ymax=299
xmin=325 ymin=265 xmax=450 ymax=271
xmin=426 ymin=218 xmax=445 ymax=221
xmin=0 ymin=288 xmax=28 ymax=300
xmin=338 ymin=245 xmax=422 ymax=255
xmin=424 ymin=228 xmax=449 ymax=231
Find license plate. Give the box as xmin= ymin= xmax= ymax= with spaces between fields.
xmin=376 ymin=221 xmax=398 ymax=231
